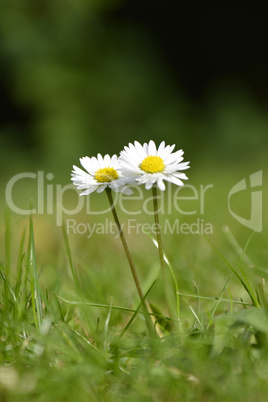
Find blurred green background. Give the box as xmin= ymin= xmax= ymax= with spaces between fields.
xmin=0 ymin=1 xmax=267 ymax=182
xmin=0 ymin=1 xmax=267 ymax=261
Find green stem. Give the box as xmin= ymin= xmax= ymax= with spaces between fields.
xmin=152 ymin=185 xmax=171 ymax=318
xmin=105 ymin=188 xmax=155 ymax=337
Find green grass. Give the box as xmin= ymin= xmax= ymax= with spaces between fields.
xmin=0 ymin=166 xmax=268 ymax=402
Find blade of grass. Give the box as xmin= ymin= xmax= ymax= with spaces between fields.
xmin=147 ymin=233 xmax=181 ymax=321
xmin=120 ymin=279 xmax=157 ymax=338
xmin=15 ymin=227 xmax=27 ymax=300
xmin=53 ymin=293 xmax=66 ymax=322
xmin=0 ymin=266 xmax=16 ymax=304
xmin=182 ymin=297 xmax=202 ymax=329
xmin=177 ymin=292 xmax=252 ymax=306
xmin=66 ymin=326 xmax=107 ymax=359
xmin=235 ymin=231 xmax=258 ymax=303
xmin=61 ymin=221 xmax=80 ymax=291
xmin=204 ymin=236 xmax=260 ymax=308
xmin=57 ymin=296 xmax=146 ymax=314
xmin=155 ymin=239 xmax=180 ymax=321
xmin=193 ymin=281 xmax=200 ymax=321
xmin=207 ymin=276 xmax=231 ymax=329
xmin=104 ymin=301 xmax=113 ymax=354
xmin=189 ymin=282 xmax=201 ymax=331
xmin=57 ymin=290 xmax=172 ymax=324
xmin=223 ymin=226 xmax=253 ymax=267
xmin=55 ymin=323 xmax=109 ymax=364
xmin=211 ymin=276 xmax=231 ymax=317
xmin=4 ymin=206 xmax=11 ymax=294
xmin=227 ymin=288 xmax=234 ymax=312
xmin=28 ymin=215 xmax=42 ymax=330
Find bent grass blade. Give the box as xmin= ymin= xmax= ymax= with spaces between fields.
xmin=28 ymin=216 xmax=42 ymax=330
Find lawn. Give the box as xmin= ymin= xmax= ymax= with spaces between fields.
xmin=0 ymin=161 xmax=268 ymax=401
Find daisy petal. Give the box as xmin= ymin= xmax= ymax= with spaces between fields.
xmin=97 ymin=153 xmax=104 ymax=165
xmin=96 ymin=185 xmax=107 ymax=193
xmin=145 ymin=180 xmax=153 ymax=190
xmin=80 ymin=157 xmax=94 ymax=174
xmin=134 ymin=141 xmax=147 ymax=159
xmin=157 ymin=179 xmax=166 ymax=191
xmin=80 ymin=186 xmax=99 ymax=195
xmin=157 ymin=141 xmax=166 ymax=155
xmin=165 ymin=176 xmax=184 ymax=186
xmin=148 ymin=140 xmax=157 ymax=155
xmin=103 ymin=154 xmax=110 ymax=165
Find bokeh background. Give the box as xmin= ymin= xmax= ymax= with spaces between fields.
xmin=0 ymin=1 xmax=267 ymax=273
xmin=1 ymin=1 xmax=268 ymax=180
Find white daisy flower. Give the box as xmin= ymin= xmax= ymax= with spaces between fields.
xmin=71 ymin=154 xmax=133 ymax=195
xmin=119 ymin=140 xmax=190 ymax=191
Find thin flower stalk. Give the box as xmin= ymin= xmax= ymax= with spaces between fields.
xmin=105 ymin=188 xmax=155 ymax=337
xmin=152 ymin=185 xmax=172 ymax=319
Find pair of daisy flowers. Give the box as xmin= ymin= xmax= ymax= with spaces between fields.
xmin=71 ymin=140 xmax=189 ymax=331
xmin=71 ymin=140 xmax=190 ymax=195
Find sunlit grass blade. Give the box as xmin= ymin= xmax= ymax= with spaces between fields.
xmin=177 ymin=292 xmax=252 ymax=306
xmin=53 ymin=293 xmax=66 ymax=322
xmin=182 ymin=297 xmax=202 ymax=329
xmin=156 ymin=240 xmax=180 ymax=320
xmin=57 ymin=286 xmax=171 ymax=325
xmin=193 ymin=281 xmax=200 ymax=321
xmin=204 ymin=236 xmax=260 ymax=308
xmin=28 ymin=216 xmax=42 ymax=330
xmin=56 ymin=296 xmax=145 ymax=314
xmin=64 ymin=325 xmax=107 ymax=359
xmin=61 ymin=221 xmax=80 ymax=291
xmin=207 ymin=276 xmax=231 ymax=328
xmin=235 ymin=231 xmax=259 ymax=303
xmin=104 ymin=301 xmax=113 ymax=354
xmin=227 ymin=288 xmax=234 ymax=312
xmin=55 ymin=322 xmax=109 ymax=365
xmin=4 ymin=206 xmax=11 ymax=293
xmin=147 ymin=233 xmax=181 ymax=321
xmin=0 ymin=266 xmax=16 ymax=304
xmin=257 ymin=278 xmax=268 ymax=311
xmin=15 ymin=226 xmax=27 ymax=301
xmin=120 ymin=280 xmax=157 ymax=338
xmin=223 ymin=225 xmax=254 ymax=267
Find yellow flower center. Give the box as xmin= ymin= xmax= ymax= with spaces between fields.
xmin=95 ymin=167 xmax=119 ymax=183
xmin=140 ymin=156 xmax=165 ymax=173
